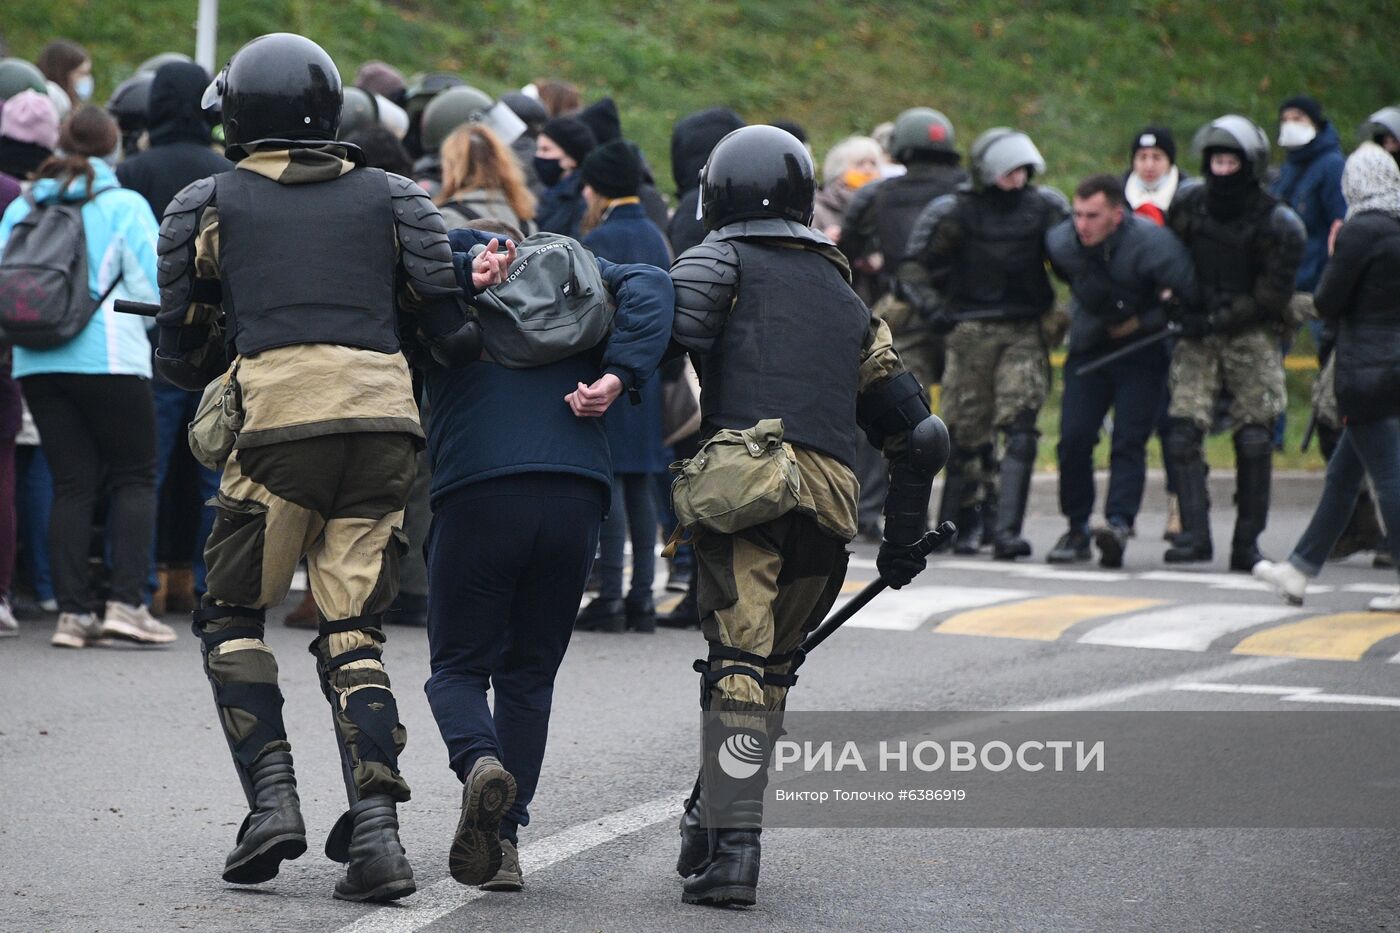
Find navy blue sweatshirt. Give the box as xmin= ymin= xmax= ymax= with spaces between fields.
xmin=425 ymin=228 xmax=674 ymax=508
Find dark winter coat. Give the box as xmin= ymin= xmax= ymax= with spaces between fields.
xmin=116 ymin=62 xmax=232 ymax=218
xmin=1270 ymin=122 xmax=1346 ymax=293
xmin=536 ymin=171 xmax=586 ymax=237
xmin=582 ymin=201 xmax=673 ymax=474
xmin=666 ymin=108 xmax=745 ymax=255
xmin=1313 ymin=210 xmax=1400 ymax=424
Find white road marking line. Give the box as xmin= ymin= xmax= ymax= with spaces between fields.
xmin=1173 ymin=682 xmax=1400 ymax=708
xmin=1019 ymin=656 xmax=1294 ymax=712
xmin=840 ymin=586 xmax=1031 ymax=630
xmin=334 ymin=795 xmax=686 ymax=933
xmin=1342 ymin=583 xmax=1400 ymax=594
xmin=338 ymin=658 xmax=1293 ymax=931
xmin=1079 ymin=603 xmax=1302 ymax=652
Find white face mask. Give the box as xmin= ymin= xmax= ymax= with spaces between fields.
xmin=1278 ymin=120 xmax=1316 ymax=149
xmin=74 ymin=75 xmax=94 ymax=102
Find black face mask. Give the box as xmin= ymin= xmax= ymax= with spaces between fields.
xmin=1205 ymin=168 xmax=1257 ymax=221
xmin=534 ymin=156 xmax=564 ymax=187
xmin=982 ymin=184 xmax=1026 ymax=210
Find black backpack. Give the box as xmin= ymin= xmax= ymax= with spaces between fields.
xmin=0 ymin=190 xmax=122 ymax=348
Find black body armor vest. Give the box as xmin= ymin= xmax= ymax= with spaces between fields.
xmin=1184 ymin=192 xmax=1278 ymax=299
xmin=700 ymin=239 xmax=869 ymax=468
xmin=215 ymin=167 xmax=398 ymax=356
xmin=948 ymin=188 xmax=1057 ymax=321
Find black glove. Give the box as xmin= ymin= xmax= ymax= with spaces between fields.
xmin=924 ymin=309 xmax=956 ymax=335
xmin=877 ymin=538 xmax=926 ymax=589
xmin=1176 ymin=313 xmax=1212 ymax=340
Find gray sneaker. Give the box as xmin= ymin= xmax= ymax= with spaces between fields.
xmin=0 ymin=600 xmax=18 ymax=638
xmin=100 ymin=601 xmax=177 ymax=645
xmin=480 ymin=838 xmax=523 ymax=892
xmin=51 ymin=612 xmax=101 ymax=648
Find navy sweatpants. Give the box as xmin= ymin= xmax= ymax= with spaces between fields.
xmin=424 ymin=473 xmax=604 ymax=843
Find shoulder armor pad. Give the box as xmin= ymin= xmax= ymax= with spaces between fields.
xmin=905 ymin=192 xmax=960 ymax=256
xmin=1270 ymin=203 xmax=1307 ymax=246
xmin=156 ymin=175 xmax=216 ymax=290
xmin=670 ymin=240 xmax=740 ymax=352
xmin=1035 ymin=184 xmax=1071 ymax=218
xmin=846 ymin=180 xmax=881 ymax=219
xmin=387 ymin=172 xmax=457 ymax=294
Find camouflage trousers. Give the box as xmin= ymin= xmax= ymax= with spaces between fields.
xmin=693 ymin=511 xmax=849 ymax=715
xmin=196 ymin=432 xmax=416 ymax=804
xmin=1168 ymin=327 xmax=1286 ymax=432
xmin=1312 ymin=354 xmax=1340 ymax=431
xmin=939 ymin=318 xmax=1049 ymax=502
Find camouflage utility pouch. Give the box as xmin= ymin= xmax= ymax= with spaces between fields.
xmin=188 ymin=358 xmax=244 ymax=471
xmin=670 ymin=418 xmax=801 ymax=534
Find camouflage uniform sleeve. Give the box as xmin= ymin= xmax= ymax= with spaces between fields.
xmin=895 ymin=193 xmax=960 ymax=314
xmin=858 ymin=314 xmax=905 ymax=393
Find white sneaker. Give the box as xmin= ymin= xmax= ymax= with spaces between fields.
xmin=1252 ymin=560 xmax=1308 ymax=606
xmin=51 ymin=612 xmax=101 ymax=648
xmin=0 ymin=599 xmax=17 ymax=638
xmin=100 ymin=601 xmax=177 ymax=645
xmin=1368 ymin=589 xmax=1400 ymax=612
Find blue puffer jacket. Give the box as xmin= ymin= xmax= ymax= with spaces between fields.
xmin=0 ymin=158 xmax=158 ymax=378
xmin=583 ymin=202 xmax=673 ymax=474
xmin=1270 ymin=122 xmax=1346 ymax=293
xmin=426 ymin=228 xmax=675 ymax=508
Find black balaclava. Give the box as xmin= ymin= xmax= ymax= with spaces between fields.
xmin=1203 ymin=148 xmax=1256 ymax=220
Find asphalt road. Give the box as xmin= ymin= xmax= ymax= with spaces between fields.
xmin=3 ymin=478 xmax=1398 ymax=932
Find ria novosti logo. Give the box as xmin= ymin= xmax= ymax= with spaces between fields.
xmin=716 ymin=731 xmax=767 ymax=780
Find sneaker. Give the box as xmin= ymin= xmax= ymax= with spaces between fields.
xmin=39 ymin=598 xmax=59 ymax=614
xmin=1252 ymin=560 xmax=1307 ymax=607
xmin=480 ymin=837 xmax=523 ymax=892
xmin=1046 ymin=529 xmax=1091 ymax=564
xmin=100 ymin=601 xmax=177 ymax=645
xmin=51 ymin=612 xmax=101 ymax=648
xmin=1368 ymin=589 xmax=1400 ymax=612
xmin=450 ymin=756 xmax=517 ymax=886
xmin=0 ymin=600 xmax=18 ymax=638
xmin=1093 ymin=524 xmax=1131 ymax=569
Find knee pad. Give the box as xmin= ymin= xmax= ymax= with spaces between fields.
xmin=1164 ymin=418 xmax=1204 ymax=465
xmin=192 ymin=605 xmax=285 ymax=767
xmin=1234 ymin=424 xmax=1273 ymax=460
xmin=1002 ymin=411 xmax=1040 ymax=461
xmin=694 ymin=644 xmax=767 ymax=710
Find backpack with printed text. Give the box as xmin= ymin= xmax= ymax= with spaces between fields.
xmin=467 ymin=232 xmax=613 ymax=368
xmin=0 ymin=191 xmax=121 ymax=348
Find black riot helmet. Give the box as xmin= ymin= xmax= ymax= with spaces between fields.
xmin=205 ymin=33 xmax=343 ymax=161
xmin=700 ymin=125 xmax=815 ymax=230
xmin=107 ymin=71 xmax=155 ymax=152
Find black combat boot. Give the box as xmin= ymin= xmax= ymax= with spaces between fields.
xmin=222 ymin=750 xmax=308 ymax=884
xmin=1229 ymin=425 xmax=1272 ymax=572
xmin=575 ymin=597 xmax=626 ymax=632
xmin=657 ymin=582 xmax=700 ymax=629
xmin=681 ymin=796 xmax=762 ymax=908
xmin=992 ymin=431 xmax=1036 ymax=560
xmin=936 ymin=448 xmax=975 ymax=554
xmin=676 ymin=770 xmax=708 ymax=878
xmin=327 ymin=795 xmax=416 ymax=903
xmin=1163 ymin=420 xmax=1213 ymax=563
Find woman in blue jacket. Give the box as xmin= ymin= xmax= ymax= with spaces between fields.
xmin=574 ymin=140 xmax=674 ymax=633
xmin=422 ymin=222 xmax=673 ymax=891
xmin=0 ymin=106 xmax=172 ymax=649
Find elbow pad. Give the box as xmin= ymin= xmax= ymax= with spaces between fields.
xmin=429 ymin=317 xmax=483 ymax=368
xmin=669 ymin=240 xmax=740 ymax=354
xmin=857 ymin=370 xmax=931 ymax=449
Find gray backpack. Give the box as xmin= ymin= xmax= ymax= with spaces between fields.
xmin=467 ymin=232 xmax=613 ymax=368
xmin=0 ymin=191 xmax=121 ymax=349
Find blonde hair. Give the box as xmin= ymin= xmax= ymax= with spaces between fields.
xmin=822 ymin=135 xmax=883 ymax=186
xmin=436 ymin=123 xmax=537 ymax=222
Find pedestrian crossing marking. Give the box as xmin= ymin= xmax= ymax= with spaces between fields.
xmin=1079 ymin=603 xmax=1302 ymax=652
xmin=937 ymin=595 xmax=1165 ymax=640
xmin=839 ymin=586 xmax=1032 ymax=631
xmin=1232 ymin=612 xmax=1400 ymax=662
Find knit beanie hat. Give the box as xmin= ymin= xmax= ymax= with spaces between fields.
xmin=0 ymin=89 xmax=59 ymax=150
xmin=1279 ymin=95 xmax=1326 ymax=128
xmin=540 ymin=116 xmax=597 ymax=164
xmin=580 ymin=139 xmax=641 ymax=198
xmin=1130 ymin=125 xmax=1176 ymax=165
xmin=579 ymin=96 xmax=622 ymax=144
xmin=355 ymin=61 xmax=406 ymax=102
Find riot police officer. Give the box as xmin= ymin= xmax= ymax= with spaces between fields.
xmin=154 ymin=33 xmax=492 ymax=903
xmin=668 ymin=125 xmax=948 ymax=908
xmin=1163 ymin=115 xmax=1305 ymax=569
xmin=898 ymin=128 xmax=1069 ymax=559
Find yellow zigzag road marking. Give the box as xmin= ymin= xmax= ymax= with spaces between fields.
xmin=1232 ymin=612 xmax=1400 ymax=662
xmin=937 ymin=595 xmax=1165 ymax=640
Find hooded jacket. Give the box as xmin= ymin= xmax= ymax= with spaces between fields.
xmin=1270 ymin=121 xmax=1345 ymax=292
xmin=666 ymin=108 xmax=745 ymax=255
xmin=0 ymin=157 xmax=159 ymax=378
xmin=1313 ymin=144 xmax=1400 ymax=424
xmin=116 ymin=62 xmax=232 ymax=219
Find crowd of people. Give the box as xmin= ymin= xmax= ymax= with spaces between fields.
xmin=2 ymin=27 xmax=1400 ymax=909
